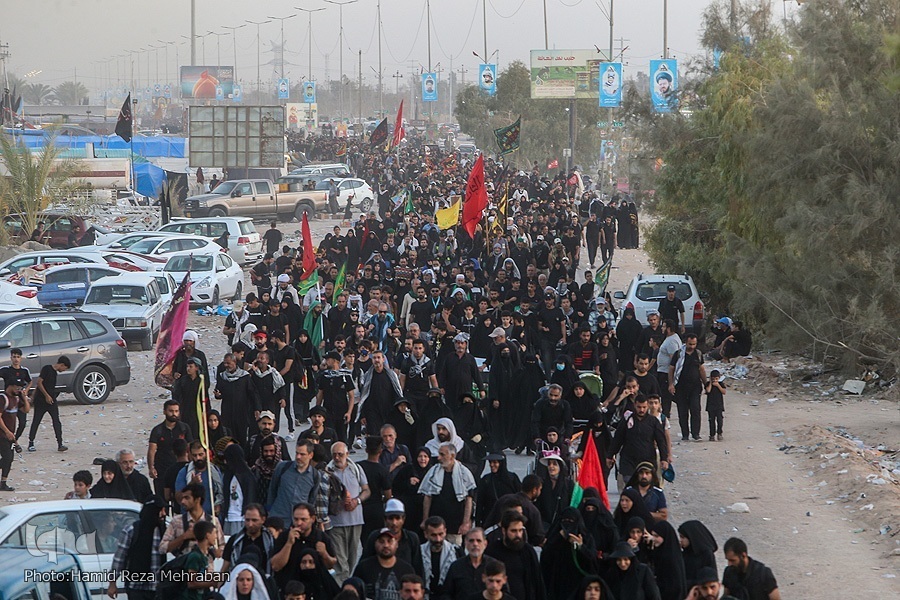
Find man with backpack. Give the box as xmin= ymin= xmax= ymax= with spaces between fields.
xmin=327 ymin=440 xmax=371 ymax=582
xmin=268 ymin=439 xmax=330 ymax=524
xmin=159 ymin=483 xmax=224 ymax=557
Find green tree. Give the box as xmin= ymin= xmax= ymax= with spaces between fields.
xmin=0 ymin=133 xmax=82 ymax=244
xmin=22 ymin=83 xmax=53 ymax=106
xmin=50 ymin=81 xmax=89 ymax=106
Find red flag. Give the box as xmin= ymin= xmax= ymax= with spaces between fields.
xmin=461 ymin=154 xmax=488 ymax=238
xmin=547 ymin=159 xmax=559 ymax=170
xmin=300 ymin=212 xmax=316 ymax=279
xmin=391 ymin=100 xmax=405 ymax=149
xmin=579 ymin=427 xmax=610 ymax=510
xmin=154 ymin=273 xmax=192 ymax=389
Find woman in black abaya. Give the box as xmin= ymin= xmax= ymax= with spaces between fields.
xmin=648 ymin=519 xmax=687 ymax=600
xmin=678 ymin=520 xmax=718 ymax=585
xmin=579 ymin=488 xmax=618 ymax=559
xmin=90 ymin=460 xmax=135 ymax=501
xmin=613 ymin=487 xmax=654 ymax=538
xmin=540 ymin=506 xmax=597 ymax=600
xmin=616 ymin=307 xmax=643 ymax=374
xmin=476 ymin=453 xmax=521 ymax=526
xmin=487 ymin=343 xmax=521 ymax=452
xmin=510 ymin=353 xmax=545 ymax=454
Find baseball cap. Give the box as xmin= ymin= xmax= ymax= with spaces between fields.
xmin=554 ymin=237 xmax=562 ymax=244
xmin=187 ymin=357 xmax=203 ymax=367
xmin=257 ymin=410 xmax=276 ymax=421
xmin=636 ymin=461 xmax=655 ymax=473
xmin=324 ymin=351 xmax=342 ymax=362
xmin=309 ymin=405 xmax=328 ymax=418
xmin=536 ymin=235 xmax=544 ymax=241
xmin=232 ymin=300 xmax=244 ymax=311
xmin=488 ymin=327 xmax=506 ymax=338
xmin=253 ymin=331 xmax=268 ymax=339
xmin=384 ymin=498 xmax=406 ymax=515
xmin=8 ymin=378 xmax=25 ymax=388
xmin=376 ymin=527 xmax=397 ymax=539
xmin=666 ymin=284 xmax=676 ymax=291
xmin=716 ymin=317 xmax=733 ymax=327
xmin=277 ymin=274 xmax=290 ymax=283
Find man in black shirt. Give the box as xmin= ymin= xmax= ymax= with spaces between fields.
xmin=584 ymin=213 xmax=601 ymax=268
xmin=657 ymin=285 xmax=686 ymax=333
xmin=669 ymin=333 xmax=707 ymax=442
xmin=27 ymin=356 xmax=70 ymax=453
xmin=298 ymin=406 xmax=338 ymax=454
xmin=444 ymin=528 xmax=499 ymax=600
xmin=222 ymin=503 xmax=275 ymax=575
xmin=274 ymin=245 xmax=293 ymax=275
xmin=722 ymin=537 xmax=780 ymax=600
xmin=263 ymin=301 xmax=291 ymax=345
xmin=408 ymin=286 xmax=434 ymax=330
xmin=353 ymin=529 xmax=417 ymax=599
xmin=147 ymin=399 xmax=193 ymax=497
xmin=537 ymin=294 xmax=566 ymax=374
xmin=270 ymin=502 xmax=337 ymax=588
xmin=0 ymin=347 xmax=33 ymax=444
xmin=600 ymin=215 xmax=616 ymax=264
xmin=316 ymin=352 xmax=356 ymax=443
xmin=400 ymin=339 xmax=437 ymax=404
xmin=251 ymin=254 xmax=275 ymax=298
xmin=484 ymin=512 xmax=545 ymax=600
xmin=262 ymin=221 xmax=283 ymax=255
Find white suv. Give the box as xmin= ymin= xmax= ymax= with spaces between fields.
xmin=157 ymin=216 xmax=263 ymax=265
xmin=612 ymin=273 xmax=707 ymax=337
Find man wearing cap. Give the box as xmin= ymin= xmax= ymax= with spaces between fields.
xmin=658 ymin=284 xmax=686 ymax=333
xmin=246 ymin=410 xmax=291 ymax=466
xmin=172 ymin=330 xmax=210 ymax=391
xmin=437 ymin=334 xmax=485 ymax=414
xmin=532 ymin=234 xmax=550 ymax=272
xmin=690 ymin=566 xmax=741 ymax=600
xmin=361 ymin=498 xmax=423 ymax=575
xmin=625 ymin=461 xmax=668 ymax=521
xmin=484 ymin=327 xmax=520 ymax=370
xmin=353 ymin=528 xmax=417 ymax=599
xmin=299 ymin=405 xmax=338 ymax=454
xmin=246 ymin=330 xmax=275 ymax=368
xmin=172 ymin=357 xmax=209 ymax=440
xmin=316 ymin=351 xmax=356 ymax=443
xmin=0 ymin=377 xmax=26 ymax=491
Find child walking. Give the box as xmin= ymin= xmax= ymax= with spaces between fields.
xmin=705 ymin=369 xmax=726 ymax=441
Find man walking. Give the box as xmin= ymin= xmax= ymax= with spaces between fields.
xmin=147 ymin=400 xmax=193 ymax=497
xmin=263 ymin=220 xmax=283 ymax=256
xmin=0 ymin=377 xmax=26 ymax=491
xmin=268 ymin=439 xmax=329 ymax=524
xmin=722 ymin=538 xmax=781 ymax=600
xmin=669 ymin=333 xmax=707 ymax=442
xmin=328 ymin=441 xmax=371 ymax=581
xmin=107 ymin=497 xmax=167 ymax=600
xmin=353 ymin=529 xmax=417 ymax=599
xmin=27 ymin=355 xmax=70 ymax=452
xmin=419 ymin=443 xmax=477 ymax=545
xmin=444 ymin=528 xmax=499 ymax=600
xmin=484 ymin=512 xmax=545 ymax=600
xmin=607 ymin=395 xmax=669 ymax=491
xmin=420 ymin=516 xmax=463 ymax=598
xmin=656 ymin=319 xmax=682 ymax=418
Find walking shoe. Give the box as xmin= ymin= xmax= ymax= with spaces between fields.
xmin=284 ymin=433 xmax=294 ymax=441
xmin=717 ymin=434 xmax=723 ymax=441
xmin=681 ymin=437 xmax=689 ymax=442
xmin=58 ymin=445 xmax=68 ymax=452
xmin=709 ymin=435 xmax=715 ymax=442
xmin=27 ymin=444 xmax=35 ymax=452
xmin=12 ymin=444 xmax=22 ymax=454
xmin=692 ymin=437 xmax=702 ymax=442
xmin=0 ymin=482 xmax=14 ymax=492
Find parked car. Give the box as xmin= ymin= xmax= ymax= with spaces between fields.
xmin=612 ymin=273 xmax=707 ymax=337
xmin=0 ymin=309 xmax=131 ymax=404
xmin=0 ymin=499 xmax=141 ymax=599
xmin=314 ymin=177 xmax=376 ymax=213
xmin=36 ymin=264 xmax=126 ymax=307
xmin=0 ymin=280 xmax=39 ymax=310
xmin=121 ymin=234 xmax=223 ymax=258
xmin=164 ymin=251 xmax=243 ymax=306
xmin=99 ymin=250 xmax=170 ymax=272
xmin=290 ymin=162 xmax=351 ymax=177
xmin=2 ymin=213 xmax=90 ymax=249
xmin=184 ymin=178 xmax=328 ymax=220
xmin=0 ymin=250 xmax=107 ymax=278
xmin=157 ymin=216 xmax=263 ymax=265
xmin=80 ymin=274 xmax=167 ymax=350
xmin=95 ymin=231 xmax=176 ymax=250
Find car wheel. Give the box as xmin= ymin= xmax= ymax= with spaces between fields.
xmin=294 ymin=203 xmax=313 ymax=221
xmin=212 ymin=286 xmax=220 ymax=306
xmin=360 ymin=197 xmax=373 ymax=212
xmin=140 ymin=330 xmax=153 ymax=351
xmin=74 ymin=365 xmax=111 ymax=405
xmin=208 ymin=207 xmax=227 ymax=218
xmin=232 ymin=281 xmax=243 ymax=302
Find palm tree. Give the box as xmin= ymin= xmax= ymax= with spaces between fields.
xmin=50 ymin=81 xmax=89 ymax=106
xmin=0 ymin=132 xmax=83 ymax=244
xmin=22 ymin=83 xmax=53 ymax=106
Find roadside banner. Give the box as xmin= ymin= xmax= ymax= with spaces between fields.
xmin=277 ymin=78 xmax=290 ymax=100
xmin=479 ymin=64 xmax=497 ymax=96
xmin=422 ymin=73 xmax=438 ymax=102
xmin=650 ymin=59 xmax=678 ymax=113
xmin=302 ymin=81 xmax=316 ymax=103
xmin=599 ymin=62 xmax=623 ymax=108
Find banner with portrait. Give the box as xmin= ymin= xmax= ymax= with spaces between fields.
xmin=479 ymin=64 xmax=497 ymax=96
xmin=598 ymin=62 xmax=623 ymax=108
xmin=302 ymin=81 xmax=316 ymax=104
xmin=421 ymin=73 xmax=438 ymax=102
xmin=649 ymin=59 xmax=677 ymax=113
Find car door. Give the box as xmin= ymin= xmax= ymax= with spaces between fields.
xmin=77 ymin=507 xmax=140 ymax=589
xmin=215 ymin=253 xmax=237 ymax=296
xmin=146 ymin=280 xmax=163 ymax=333
xmin=0 ymin=320 xmax=42 ymax=375
xmin=0 ymin=508 xmax=84 ymax=558
xmin=38 ymin=318 xmax=92 ymax=388
xmin=254 ymin=181 xmax=275 ymax=215
xmin=229 ymin=181 xmax=255 ymax=216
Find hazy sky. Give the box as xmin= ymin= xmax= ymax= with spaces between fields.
xmin=2 ymin=0 xmax=798 ymax=92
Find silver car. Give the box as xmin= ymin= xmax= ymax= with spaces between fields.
xmin=80 ymin=273 xmax=166 ymax=351
xmin=0 ymin=309 xmax=131 ymax=404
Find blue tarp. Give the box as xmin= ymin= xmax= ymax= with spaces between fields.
xmin=9 ymin=132 xmax=185 ymax=158
xmin=134 ymin=162 xmax=167 ymax=198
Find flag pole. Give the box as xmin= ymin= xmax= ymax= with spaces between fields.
xmin=198 ymin=373 xmax=217 ymax=538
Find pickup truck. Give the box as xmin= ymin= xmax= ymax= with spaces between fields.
xmin=184 ymin=178 xmax=328 ymax=220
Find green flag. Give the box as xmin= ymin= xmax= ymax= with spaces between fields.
xmin=594 ymin=259 xmax=612 ymax=295
xmin=404 ymin=189 xmax=415 ymax=214
xmin=297 ymin=273 xmax=318 ymax=298
xmin=333 ymin=260 xmax=348 ymax=301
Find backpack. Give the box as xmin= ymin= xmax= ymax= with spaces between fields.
xmin=325 ymin=461 xmax=363 ymax=516
xmin=154 ymin=552 xmax=193 ymax=599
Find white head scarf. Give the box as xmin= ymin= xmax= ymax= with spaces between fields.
xmin=182 ymin=330 xmax=199 ymax=343
xmin=220 ymin=564 xmax=270 ymax=600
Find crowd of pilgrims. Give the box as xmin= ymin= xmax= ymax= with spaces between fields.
xmin=73 ymin=137 xmax=777 ymax=600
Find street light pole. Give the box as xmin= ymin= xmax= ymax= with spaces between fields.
xmin=223 ymin=24 xmax=247 ymax=76
xmin=325 ymin=0 xmax=358 ymax=121
xmin=246 ymin=19 xmax=271 ymax=100
xmin=268 ymin=15 xmax=298 ymax=80
xmin=377 ymin=0 xmax=383 ymax=117
xmin=483 ymin=0 xmax=488 ymax=64
xmin=393 ymin=70 xmax=403 ymax=95
xmin=296 ymin=7 xmax=327 ymax=90
xmin=190 ymin=0 xmax=196 ymax=65
xmin=663 ymin=0 xmax=669 ymax=58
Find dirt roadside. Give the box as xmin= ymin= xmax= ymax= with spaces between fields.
xmin=5 ymin=217 xmax=898 ymax=597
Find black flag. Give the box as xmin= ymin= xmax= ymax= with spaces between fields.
xmin=369 ymin=117 xmax=388 ymax=148
xmin=115 ymin=94 xmax=133 ymax=142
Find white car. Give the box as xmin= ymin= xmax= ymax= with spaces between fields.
xmin=122 ymin=234 xmax=224 ymax=258
xmin=81 ymin=273 xmax=167 ymax=350
xmin=164 ymin=251 xmax=243 ymax=306
xmin=100 ymin=250 xmax=171 ymax=272
xmin=94 ymin=231 xmax=176 ymax=250
xmin=0 ymin=280 xmax=40 ymax=310
xmin=0 ymin=250 xmax=106 ymax=277
xmin=612 ymin=273 xmax=707 ymax=337
xmin=0 ymin=499 xmax=141 ymax=598
xmin=157 ymin=216 xmax=263 ymax=265
xmin=316 ymin=177 xmax=376 ymax=212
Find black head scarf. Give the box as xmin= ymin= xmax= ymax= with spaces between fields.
xmin=127 ymin=497 xmax=165 ymax=573
xmin=649 ymin=519 xmax=687 ymax=600
xmin=223 ymin=443 xmax=257 ymax=512
xmin=575 ymin=575 xmax=615 ymax=600
xmin=613 ymin=487 xmax=653 ymax=537
xmin=91 ymin=460 xmax=135 ymax=501
xmin=297 ymin=548 xmax=341 ymax=599
xmin=580 ymin=494 xmax=618 ymax=557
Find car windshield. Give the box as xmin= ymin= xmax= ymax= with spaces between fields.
xmin=212 ymin=181 xmax=236 ymax=195
xmin=85 ymin=284 xmax=149 ymax=305
xmin=127 ymin=239 xmax=163 ymax=254
xmin=165 ymin=255 xmax=213 ymax=272
xmin=635 ymin=282 xmax=693 ymax=302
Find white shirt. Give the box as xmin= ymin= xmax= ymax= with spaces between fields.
xmin=226 ymin=479 xmax=244 ymax=522
xmin=657 ymin=333 xmax=683 ymax=372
